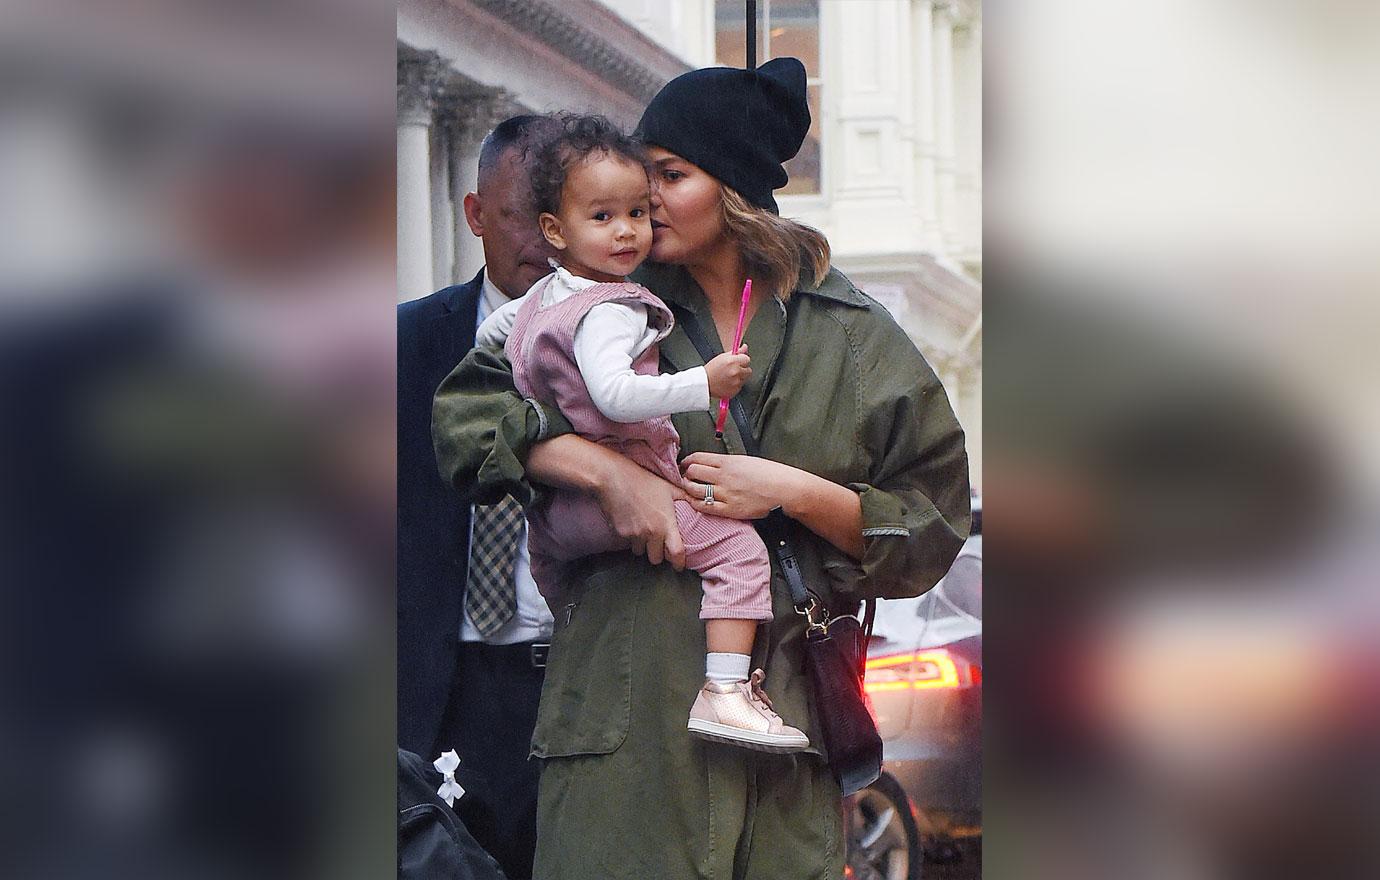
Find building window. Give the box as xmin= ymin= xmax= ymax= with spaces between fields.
xmin=714 ymin=0 xmax=821 ymax=196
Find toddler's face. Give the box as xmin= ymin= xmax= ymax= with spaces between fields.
xmin=543 ymin=152 xmax=652 ymax=283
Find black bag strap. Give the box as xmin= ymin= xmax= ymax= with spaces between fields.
xmin=671 ymin=301 xmax=874 ymax=641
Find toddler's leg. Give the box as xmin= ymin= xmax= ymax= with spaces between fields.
xmin=704 ymin=618 xmax=756 ymax=688
xmin=524 ymin=547 xmax=566 ymax=611
xmin=672 ymin=500 xmax=772 ymax=622
xmin=525 ymin=491 xmax=628 ymax=603
xmin=676 ymin=503 xmax=807 ymax=753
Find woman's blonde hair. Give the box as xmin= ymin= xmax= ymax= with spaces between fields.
xmin=719 ymin=187 xmax=830 ymax=302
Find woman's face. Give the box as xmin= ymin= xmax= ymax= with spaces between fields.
xmin=646 ymin=146 xmax=726 ymax=265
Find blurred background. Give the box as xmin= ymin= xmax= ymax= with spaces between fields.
xmin=1 ymin=1 xmax=395 ymax=877
xmin=984 ymin=1 xmax=1380 ymax=878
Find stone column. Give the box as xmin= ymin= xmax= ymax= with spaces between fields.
xmin=953 ymin=18 xmax=982 ymax=263
xmin=397 ymin=55 xmax=439 ymax=302
xmin=933 ymin=1 xmax=959 ymax=251
xmin=448 ymin=120 xmax=483 ymax=286
xmin=912 ymin=0 xmax=941 ymax=246
xmin=430 ymin=121 xmax=454 ymax=292
xmin=442 ymin=90 xmax=512 ymax=286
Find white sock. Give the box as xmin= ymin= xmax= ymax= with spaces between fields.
xmin=706 ymin=652 xmax=751 ymax=685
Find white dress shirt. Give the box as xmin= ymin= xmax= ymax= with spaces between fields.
xmin=461 ymin=272 xmax=555 ymax=645
xmin=475 ymin=264 xmax=711 ymax=423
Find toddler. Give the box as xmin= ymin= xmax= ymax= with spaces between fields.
xmin=476 ymin=114 xmax=807 ymax=753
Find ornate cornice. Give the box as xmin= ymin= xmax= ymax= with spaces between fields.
xmin=437 ymin=82 xmax=520 ymax=146
xmin=469 ymin=0 xmax=678 ymax=104
xmin=942 ymin=0 xmax=981 ymax=29
xmin=931 ymin=0 xmax=959 ymax=25
xmin=400 ymin=45 xmax=528 ymax=143
xmin=397 ymin=51 xmax=445 ymax=126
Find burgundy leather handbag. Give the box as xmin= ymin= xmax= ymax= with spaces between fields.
xmin=755 ymin=507 xmax=883 ymax=796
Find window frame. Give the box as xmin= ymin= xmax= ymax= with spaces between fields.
xmin=714 ymin=0 xmax=826 ymax=202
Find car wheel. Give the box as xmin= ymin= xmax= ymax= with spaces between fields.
xmin=844 ymin=773 xmax=921 ymax=880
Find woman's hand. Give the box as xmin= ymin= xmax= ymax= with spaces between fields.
xmin=680 ymin=451 xmax=866 ymax=559
xmin=679 ymin=452 xmax=802 ymax=521
xmin=593 ymin=457 xmax=690 ymax=570
xmin=528 ymin=434 xmax=689 ymax=570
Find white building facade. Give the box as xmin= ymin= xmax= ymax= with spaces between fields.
xmin=399 ymin=0 xmax=981 ymax=488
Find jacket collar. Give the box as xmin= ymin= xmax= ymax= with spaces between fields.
xmin=634 ymin=262 xmax=870 ymax=311
xmin=796 ymin=266 xmax=871 ymax=308
xmin=443 ymin=268 xmax=486 ymax=314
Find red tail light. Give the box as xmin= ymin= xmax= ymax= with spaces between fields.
xmin=864 ymin=648 xmax=966 ymax=692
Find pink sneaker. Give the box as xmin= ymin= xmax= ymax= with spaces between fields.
xmin=687 ymin=669 xmax=809 ymax=753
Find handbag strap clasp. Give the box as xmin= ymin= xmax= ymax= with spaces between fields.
xmin=795 ymin=596 xmax=830 ymax=636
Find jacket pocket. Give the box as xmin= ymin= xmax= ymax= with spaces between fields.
xmin=530 ymin=560 xmax=638 ymax=758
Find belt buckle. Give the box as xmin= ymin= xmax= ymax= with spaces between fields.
xmin=530 ymin=643 xmax=550 ymax=669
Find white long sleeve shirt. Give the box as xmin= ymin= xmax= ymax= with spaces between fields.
xmin=476 ymin=264 xmax=710 ymax=423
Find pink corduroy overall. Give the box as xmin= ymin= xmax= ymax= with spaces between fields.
xmin=506 ymin=275 xmax=771 ymax=621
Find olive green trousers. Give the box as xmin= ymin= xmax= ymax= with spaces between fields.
xmin=530 ymin=566 xmax=844 ymax=880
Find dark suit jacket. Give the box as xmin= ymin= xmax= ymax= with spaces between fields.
xmin=397 ymin=269 xmax=483 ymax=757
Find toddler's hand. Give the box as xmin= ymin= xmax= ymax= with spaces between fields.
xmin=705 ymin=346 xmax=751 ymax=400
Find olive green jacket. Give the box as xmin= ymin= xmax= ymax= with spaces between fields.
xmin=432 ymin=262 xmax=970 ymax=765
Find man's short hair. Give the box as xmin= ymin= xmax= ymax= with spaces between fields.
xmin=476 ymin=114 xmax=560 ymax=189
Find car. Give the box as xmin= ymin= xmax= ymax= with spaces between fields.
xmin=844 ymin=502 xmax=982 ymax=880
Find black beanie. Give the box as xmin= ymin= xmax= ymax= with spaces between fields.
xmin=635 ymin=57 xmax=810 ymax=215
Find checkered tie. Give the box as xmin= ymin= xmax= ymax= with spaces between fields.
xmin=466 ymin=494 xmax=523 ymax=636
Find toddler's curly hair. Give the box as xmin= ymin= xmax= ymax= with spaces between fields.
xmin=529 ymin=113 xmax=651 ymax=216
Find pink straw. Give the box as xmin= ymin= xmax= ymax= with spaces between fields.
xmin=714 ymin=278 xmax=752 ymax=438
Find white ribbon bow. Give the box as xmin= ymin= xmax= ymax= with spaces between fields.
xmin=433 ymin=749 xmax=466 ymax=807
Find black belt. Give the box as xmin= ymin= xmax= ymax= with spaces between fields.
xmin=459 ymin=640 xmax=551 ymax=669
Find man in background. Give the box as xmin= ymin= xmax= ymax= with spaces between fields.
xmin=396 ymin=114 xmax=558 ymax=880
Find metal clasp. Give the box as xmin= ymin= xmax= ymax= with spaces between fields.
xmin=795 ymin=597 xmax=830 ymax=636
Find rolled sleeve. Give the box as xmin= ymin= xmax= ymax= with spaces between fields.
xmin=432 ymin=345 xmax=573 ymax=507
xmin=847 ymin=481 xmax=963 ymax=600
xmin=842 ymin=369 xmax=971 ymax=601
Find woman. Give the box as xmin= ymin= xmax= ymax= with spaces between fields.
xmin=433 ymin=58 xmax=970 ymax=879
